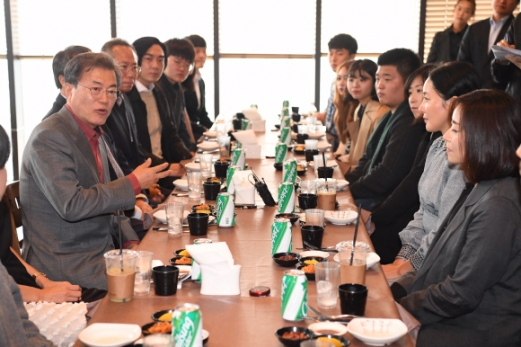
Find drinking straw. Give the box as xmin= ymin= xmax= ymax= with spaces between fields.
xmin=322 ymin=152 xmax=328 ymax=190
xmin=117 ymin=209 xmax=124 ymax=272
xmin=349 ymin=204 xmax=362 ymax=266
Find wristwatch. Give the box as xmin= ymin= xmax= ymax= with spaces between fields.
xmin=32 ymin=272 xmax=47 ymax=280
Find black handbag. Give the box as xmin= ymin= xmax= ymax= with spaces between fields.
xmin=249 ymin=171 xmax=276 ymax=206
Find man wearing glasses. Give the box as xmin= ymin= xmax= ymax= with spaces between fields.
xmin=159 ymin=38 xmax=204 ymax=143
xmin=20 ymin=53 xmax=171 ymax=290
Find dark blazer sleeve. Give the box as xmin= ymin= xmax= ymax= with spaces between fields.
xmin=349 ymin=115 xmax=426 ymax=199
xmin=427 ymin=31 xmax=442 ymax=63
xmin=457 ymin=25 xmax=472 ymax=63
xmin=400 ymin=193 xmax=521 ymax=325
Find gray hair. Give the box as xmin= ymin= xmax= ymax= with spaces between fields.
xmin=101 ymin=38 xmax=137 ymax=57
xmin=64 ymin=52 xmax=121 ymax=88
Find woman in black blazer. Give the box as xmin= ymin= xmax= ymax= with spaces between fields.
xmin=394 ymin=90 xmax=521 ymax=347
xmin=426 ymin=0 xmax=475 ymax=64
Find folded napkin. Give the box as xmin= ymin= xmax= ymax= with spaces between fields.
xmin=186 ymin=242 xmax=241 ymax=296
xmin=232 ymin=170 xmax=255 ymax=204
xmin=242 ymin=108 xmax=262 ymax=121
xmin=232 ymin=129 xmax=258 ymax=144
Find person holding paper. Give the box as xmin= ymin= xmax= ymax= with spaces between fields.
xmin=492 ymin=12 xmax=521 ymax=100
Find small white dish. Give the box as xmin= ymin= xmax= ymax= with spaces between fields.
xmin=336 ymin=179 xmax=349 ymax=191
xmin=309 ymin=160 xmax=337 ymax=168
xmin=78 ymin=323 xmax=141 ymax=347
xmin=333 ymin=252 xmax=381 ymax=269
xmin=308 ymin=132 xmax=326 ymax=140
xmin=173 ymin=179 xmax=188 ymax=191
xmin=299 ymin=250 xmax=330 ymax=258
xmin=185 ymin=162 xmax=201 ymax=171
xmin=154 ymin=210 xmax=191 ymax=224
xmin=203 ymin=130 xmax=217 ymax=138
xmin=153 ymin=210 xmax=167 ymax=224
xmin=317 ymin=142 xmax=332 ymax=151
xmin=324 ymin=210 xmax=358 ymax=225
xmin=308 ymin=322 xmax=349 ymax=336
xmin=346 ymin=318 xmax=408 ymax=346
xmin=197 ymin=141 xmax=219 ymax=151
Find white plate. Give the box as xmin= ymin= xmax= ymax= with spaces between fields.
xmin=308 ymin=132 xmax=326 ymax=139
xmin=203 ymin=130 xmax=217 ymax=138
xmin=197 ymin=141 xmax=219 ymax=151
xmin=333 ymin=252 xmax=381 ymax=269
xmin=324 ymin=210 xmax=358 ymax=225
xmin=173 ymin=179 xmax=188 ymax=191
xmin=154 ymin=210 xmax=189 ymax=224
xmin=347 ymin=318 xmax=408 ymax=346
xmin=78 ymin=323 xmax=141 ymax=347
xmin=185 ymin=162 xmax=201 ymax=171
xmin=308 ymin=322 xmax=349 ymax=336
xmin=299 ymin=250 xmax=330 ymax=258
xmin=336 ymin=179 xmax=349 ymax=191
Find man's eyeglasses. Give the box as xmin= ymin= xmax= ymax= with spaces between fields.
xmin=77 ymin=83 xmax=120 ymax=100
xmin=119 ymin=65 xmax=140 ymax=74
xmin=173 ymin=58 xmax=194 ymax=72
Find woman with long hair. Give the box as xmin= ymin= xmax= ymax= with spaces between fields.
xmin=395 ymin=90 xmax=521 ymax=346
xmin=335 ymin=59 xmax=388 ymax=169
xmin=332 ymin=60 xmax=358 ymax=159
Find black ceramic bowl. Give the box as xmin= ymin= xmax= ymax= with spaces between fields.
xmin=275 ymin=326 xmax=314 ymax=347
xmin=274 ymin=162 xmax=283 ymax=171
xmin=275 ymin=213 xmax=300 ymax=225
xmin=297 ymin=264 xmax=316 ymax=281
xmin=275 ymin=124 xmax=281 ymax=130
xmin=151 ymin=309 xmax=175 ymax=322
xmin=313 ymin=335 xmax=350 ymax=347
xmin=299 ymin=256 xmax=328 ymax=265
xmin=272 ymin=252 xmax=300 ymax=267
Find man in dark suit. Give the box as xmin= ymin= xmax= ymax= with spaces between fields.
xmin=126 ymin=37 xmax=193 ymax=185
xmin=185 ymin=35 xmax=214 ymax=134
xmin=21 ymin=53 xmax=170 ymax=289
xmin=44 ymin=45 xmax=91 ymax=119
xmin=457 ymin=0 xmax=518 ymax=88
xmin=158 ymin=38 xmax=199 ymax=148
xmin=491 ymin=12 xmax=521 ymax=100
xmin=345 ymin=48 xmax=425 ymax=211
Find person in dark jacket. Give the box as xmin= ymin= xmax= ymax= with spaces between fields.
xmin=44 ymin=45 xmax=91 ymax=119
xmin=128 ymin=36 xmax=192 ymax=185
xmin=345 ymin=48 xmax=424 ymax=211
xmin=158 ymin=38 xmax=199 ymax=149
xmin=426 ymin=0 xmax=475 ymax=64
xmin=185 ymin=34 xmax=214 ymax=136
xmin=457 ymin=0 xmax=517 ymax=88
xmin=491 ymin=12 xmax=521 ymax=100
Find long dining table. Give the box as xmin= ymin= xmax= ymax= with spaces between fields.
xmin=75 ymin=130 xmax=413 ymax=347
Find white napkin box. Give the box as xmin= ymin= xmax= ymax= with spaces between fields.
xmin=242 ymin=143 xmax=262 ymax=159
xmin=251 ymin=119 xmax=266 ymax=133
